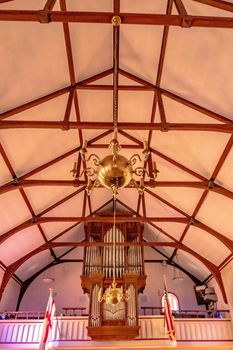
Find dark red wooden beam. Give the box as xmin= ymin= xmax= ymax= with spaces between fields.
xmin=2 ymin=178 xmax=233 ymax=199
xmin=77 ymin=84 xmax=154 ymax=91
xmin=156 ymin=0 xmax=173 ymax=86
xmin=0 ymin=120 xmax=232 ymax=132
xmin=0 ymin=10 xmax=232 ymax=28
xmin=43 ymin=0 xmax=57 ymax=11
xmin=157 ymin=91 xmax=168 ymax=130
xmin=63 ymin=88 xmax=74 ymax=123
xmin=174 ymin=0 xmax=188 ymax=16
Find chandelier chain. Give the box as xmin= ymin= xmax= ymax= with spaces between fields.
xmin=113 ymin=196 xmax=116 ymax=281
xmin=113 ymin=26 xmax=118 ymax=132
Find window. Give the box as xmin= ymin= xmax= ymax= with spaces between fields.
xmin=161 ymin=293 xmax=179 ymax=312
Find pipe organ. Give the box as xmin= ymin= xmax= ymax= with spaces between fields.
xmin=81 ymin=213 xmax=146 ymax=339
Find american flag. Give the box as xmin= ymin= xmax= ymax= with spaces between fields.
xmin=163 ymin=278 xmax=176 ymax=344
xmin=39 ymin=289 xmax=56 ymax=350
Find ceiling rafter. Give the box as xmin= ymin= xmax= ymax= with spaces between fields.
xmin=43 ymin=0 xmax=57 ymax=11
xmin=1 ymin=213 xmax=232 ymax=253
xmin=174 ymin=0 xmax=188 ymax=16
xmin=0 ymin=240 xmax=227 ymax=304
xmin=0 ymin=120 xmax=232 ymax=132
xmin=1 ymin=179 xmax=233 ymax=200
xmin=157 ymin=90 xmax=168 ymax=131
xmin=0 ymin=10 xmax=232 ymax=28
xmin=63 ymin=88 xmax=74 ymax=124
xmin=60 ymin=0 xmax=83 ymax=148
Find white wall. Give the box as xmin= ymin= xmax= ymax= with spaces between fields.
xmin=19 ymin=262 xmax=89 ymax=315
xmin=138 ymin=262 xmax=205 ymax=314
xmin=20 ymin=263 xmax=229 ymax=315
xmin=19 ymin=261 xmax=205 ymax=315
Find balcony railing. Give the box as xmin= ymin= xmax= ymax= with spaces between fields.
xmin=0 ymin=314 xmax=232 ymax=347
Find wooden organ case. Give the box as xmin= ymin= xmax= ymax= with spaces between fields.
xmin=81 ymin=213 xmax=146 ymax=339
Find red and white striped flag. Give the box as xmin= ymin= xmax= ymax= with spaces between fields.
xmin=163 ymin=277 xmax=176 ymax=346
xmin=39 ymin=289 xmax=56 ymax=350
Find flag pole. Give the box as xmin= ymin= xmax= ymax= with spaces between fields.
xmin=163 ymin=273 xmax=177 ymax=346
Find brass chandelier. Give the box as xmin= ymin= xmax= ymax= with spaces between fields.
xmin=71 ymin=15 xmax=159 ymax=197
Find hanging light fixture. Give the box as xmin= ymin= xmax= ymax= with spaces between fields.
xmin=98 ymin=196 xmax=129 ymax=306
xmin=42 ymin=264 xmax=55 ymax=283
xmin=70 ymin=15 xmax=159 ymax=197
xmin=172 ymin=254 xmax=185 ymax=281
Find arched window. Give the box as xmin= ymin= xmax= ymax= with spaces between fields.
xmin=161 ymin=293 xmax=179 ymax=312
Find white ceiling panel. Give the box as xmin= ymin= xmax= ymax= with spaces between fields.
xmin=66 ymin=0 xmax=112 ymax=12
xmin=24 ymin=186 xmax=76 ymax=215
xmin=28 ymin=153 xmax=78 ymax=180
xmin=176 ymin=250 xmax=210 ymax=281
xmin=119 ymin=91 xmax=154 ymax=123
xmin=0 ymin=0 xmax=45 ymax=10
xmin=7 ymin=93 xmax=68 ymax=121
xmin=163 ymin=95 xmax=223 ymax=124
xmin=120 ymin=25 xmax=164 ymax=84
xmin=70 ymin=23 xmax=112 ymax=82
xmin=183 ymin=225 xmax=231 ymax=265
xmin=42 ymin=190 xmax=85 ymax=217
xmin=0 ymin=129 xmax=78 ymax=178
xmin=89 ymin=188 xmax=113 ymax=213
xmin=162 ymin=27 xmax=233 ymax=119
xmin=16 ymin=250 xmax=53 ymax=281
xmin=0 ymin=226 xmax=44 ymax=266
xmin=54 ymin=223 xmax=85 ymax=243
xmin=151 ymin=187 xmax=204 ymax=216
xmin=0 ymin=21 xmax=69 ymax=112
xmin=60 ymin=246 xmax=84 ymax=260
xmin=121 ymin=0 xmax=167 ymax=13
xmin=144 ymin=191 xmax=185 ymax=218
xmin=184 ymin=0 xmax=233 ymax=17
xmin=40 ymin=222 xmax=80 ymax=241
xmin=0 ymin=191 xmax=30 ymax=235
xmin=196 ymin=192 xmax=233 ymax=241
xmin=151 ymin=131 xmax=230 ymax=179
xmin=151 ymin=222 xmax=185 ymax=241
xmin=78 ymin=90 xmax=112 ymax=122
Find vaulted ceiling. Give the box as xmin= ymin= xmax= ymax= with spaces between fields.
xmin=0 ymin=0 xmax=233 ymax=303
